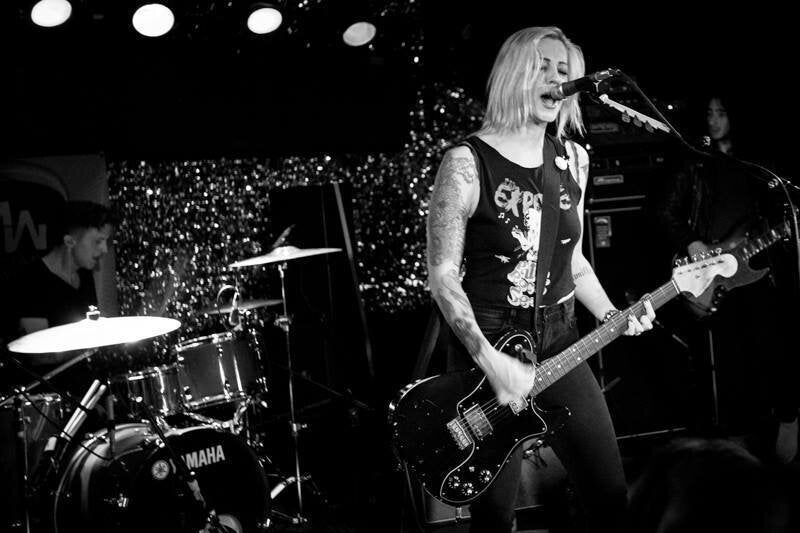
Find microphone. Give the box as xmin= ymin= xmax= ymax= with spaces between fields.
xmin=546 ymin=69 xmax=618 ymax=100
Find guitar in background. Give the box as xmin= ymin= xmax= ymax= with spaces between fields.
xmin=677 ymin=219 xmax=790 ymax=319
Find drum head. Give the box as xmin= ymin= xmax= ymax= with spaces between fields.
xmin=55 ymin=423 xmax=269 ymax=533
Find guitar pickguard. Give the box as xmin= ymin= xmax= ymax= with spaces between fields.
xmin=390 ymin=330 xmax=569 ymax=506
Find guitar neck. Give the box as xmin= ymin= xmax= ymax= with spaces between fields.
xmin=530 ymin=280 xmax=678 ymax=397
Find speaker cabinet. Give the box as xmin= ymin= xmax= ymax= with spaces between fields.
xmin=583 ymin=203 xmax=696 ymax=438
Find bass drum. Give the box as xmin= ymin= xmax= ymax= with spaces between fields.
xmin=53 ymin=423 xmax=270 ymax=533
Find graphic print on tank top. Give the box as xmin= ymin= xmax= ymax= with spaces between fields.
xmin=494 ymin=178 xmax=575 ymax=308
xmin=460 ymin=136 xmax=583 ymax=310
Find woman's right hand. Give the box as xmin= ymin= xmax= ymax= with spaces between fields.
xmin=481 ymin=348 xmax=536 ymax=406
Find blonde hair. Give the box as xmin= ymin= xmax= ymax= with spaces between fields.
xmin=479 ymin=26 xmax=586 ymax=140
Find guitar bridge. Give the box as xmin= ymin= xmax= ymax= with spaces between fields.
xmin=447 ymin=418 xmax=473 ymax=450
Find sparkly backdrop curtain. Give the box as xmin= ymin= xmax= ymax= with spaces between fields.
xmin=109 ymin=87 xmax=484 ymax=344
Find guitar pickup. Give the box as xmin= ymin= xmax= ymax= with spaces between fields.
xmin=509 ymin=397 xmax=528 ymax=415
xmin=447 ymin=418 xmax=473 ymax=450
xmin=464 ymin=405 xmax=493 ymax=440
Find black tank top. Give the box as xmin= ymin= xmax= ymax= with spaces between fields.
xmin=461 ymin=136 xmax=582 ymax=309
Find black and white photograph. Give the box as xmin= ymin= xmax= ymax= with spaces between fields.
xmin=1 ymin=1 xmax=798 ymax=532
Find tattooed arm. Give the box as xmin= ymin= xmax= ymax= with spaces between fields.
xmin=567 ymin=142 xmax=655 ymax=332
xmin=427 ymin=146 xmax=534 ymax=405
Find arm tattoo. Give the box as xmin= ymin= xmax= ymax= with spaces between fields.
xmin=427 ymin=152 xmax=476 ymax=267
xmin=438 ymin=295 xmax=484 ymax=356
xmin=573 ymin=264 xmax=593 ymax=282
xmin=435 ymin=268 xmax=484 ymax=356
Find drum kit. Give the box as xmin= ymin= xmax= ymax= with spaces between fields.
xmin=0 ymin=245 xmax=341 ymax=533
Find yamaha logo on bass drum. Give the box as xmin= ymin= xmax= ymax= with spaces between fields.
xmin=183 ymin=445 xmax=227 ymax=469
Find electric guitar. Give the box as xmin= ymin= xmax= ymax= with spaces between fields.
xmin=678 ymin=220 xmax=790 ymax=318
xmin=389 ymin=255 xmax=736 ymax=506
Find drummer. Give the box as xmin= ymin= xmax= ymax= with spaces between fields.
xmin=1 ymin=201 xmax=114 ymax=394
xmin=5 ymin=201 xmax=114 ymax=338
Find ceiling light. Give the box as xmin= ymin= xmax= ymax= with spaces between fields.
xmin=247 ymin=4 xmax=283 ymax=35
xmin=132 ymin=3 xmax=175 ymax=38
xmin=30 ymin=0 xmax=72 ymax=28
xmin=343 ymin=21 xmax=376 ymax=47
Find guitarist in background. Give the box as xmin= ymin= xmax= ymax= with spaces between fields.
xmin=427 ymin=26 xmax=655 ymax=533
xmin=660 ymin=93 xmax=798 ymax=463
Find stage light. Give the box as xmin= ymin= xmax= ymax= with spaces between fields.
xmin=30 ymin=0 xmax=72 ymax=28
xmin=343 ymin=21 xmax=376 ymax=47
xmin=132 ymin=3 xmax=175 ymax=38
xmin=247 ymin=3 xmax=283 ymax=35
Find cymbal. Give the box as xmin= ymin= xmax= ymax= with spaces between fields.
xmin=8 ymin=316 xmax=181 ymax=354
xmin=229 ymin=246 xmax=341 ymax=268
xmin=199 ymin=298 xmax=283 ymax=315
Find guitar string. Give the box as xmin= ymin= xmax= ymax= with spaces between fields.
xmin=455 ymin=262 xmax=721 ymax=432
xmin=458 ymin=286 xmax=678 ymax=431
xmin=461 ymin=315 xmax=626 ymax=429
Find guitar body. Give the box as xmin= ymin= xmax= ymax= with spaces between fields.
xmin=678 ymin=220 xmax=788 ymax=319
xmin=389 ymin=330 xmax=568 ymax=506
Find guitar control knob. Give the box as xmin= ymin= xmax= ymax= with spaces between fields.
xmin=479 ymin=469 xmax=492 ymax=483
xmin=463 ymin=482 xmax=475 ymax=496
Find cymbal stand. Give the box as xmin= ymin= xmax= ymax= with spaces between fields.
xmin=275 ymin=261 xmax=309 ymax=525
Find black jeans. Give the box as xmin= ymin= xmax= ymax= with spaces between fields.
xmin=451 ymin=299 xmax=627 ymax=533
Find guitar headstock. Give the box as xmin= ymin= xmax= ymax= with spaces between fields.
xmin=672 ymin=253 xmax=737 ymax=297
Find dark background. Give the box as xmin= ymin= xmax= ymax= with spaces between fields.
xmin=1 ymin=1 xmax=796 ymax=165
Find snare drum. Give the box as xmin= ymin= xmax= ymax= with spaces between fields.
xmin=175 ymin=331 xmax=265 ymax=410
xmin=113 ymin=364 xmax=184 ymax=418
xmin=53 ymin=423 xmax=270 ymax=533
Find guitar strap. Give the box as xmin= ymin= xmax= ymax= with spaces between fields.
xmin=532 ymin=135 xmax=565 ymax=342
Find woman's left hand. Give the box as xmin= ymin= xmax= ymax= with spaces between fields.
xmin=623 ymin=299 xmax=655 ymax=336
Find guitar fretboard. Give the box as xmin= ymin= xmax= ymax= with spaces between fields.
xmin=530 ymin=281 xmax=678 ymax=396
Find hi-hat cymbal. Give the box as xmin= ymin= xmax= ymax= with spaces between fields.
xmin=199 ymin=298 xmax=283 ymax=315
xmin=229 ymin=246 xmax=341 ymax=268
xmin=8 ymin=316 xmax=181 ymax=354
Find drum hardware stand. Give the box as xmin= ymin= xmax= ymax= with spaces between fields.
xmin=105 ymin=380 xmax=117 ymax=458
xmin=266 ymin=473 xmax=314 ymax=528
xmin=1 ymin=377 xmax=106 ymax=533
xmin=275 ymin=261 xmax=310 ymax=525
xmin=12 ymin=393 xmax=31 ymax=533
